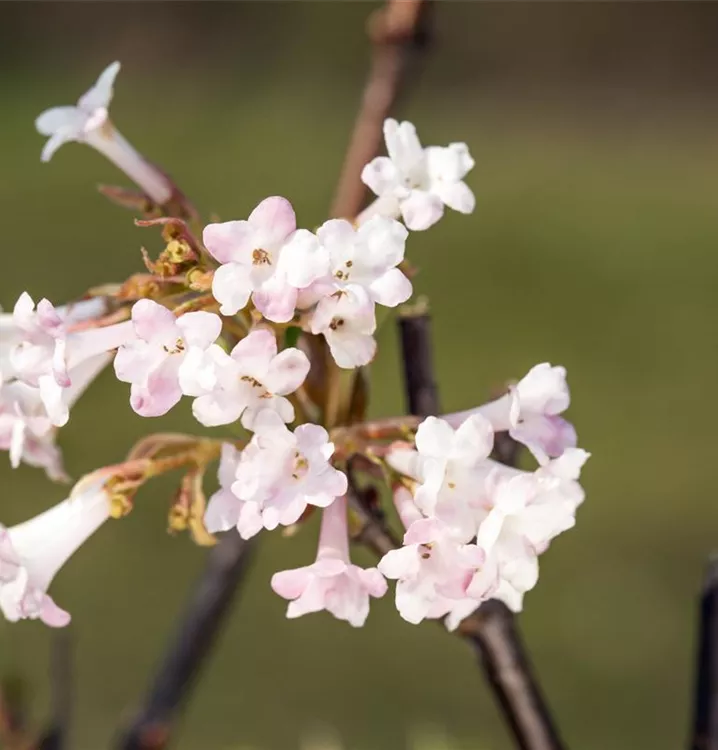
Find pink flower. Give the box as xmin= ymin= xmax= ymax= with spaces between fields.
xmin=0 ymin=380 xmax=66 ymax=481
xmin=444 ymin=363 xmax=576 ymax=464
xmin=271 ymin=496 xmax=387 ymax=627
xmin=114 ymin=300 xmax=222 ymax=417
xmin=315 ymin=216 xmax=412 ymax=307
xmin=0 ymin=480 xmax=110 ymax=626
xmin=181 ymin=328 xmax=309 ymax=429
xmin=378 ymin=487 xmax=491 ymax=625
xmin=35 ymin=62 xmax=172 ymax=204
xmin=224 ymin=410 xmax=348 ymax=539
xmin=10 ymin=293 xmax=132 ymax=426
xmin=203 ymin=197 xmax=329 ymax=322
xmin=360 ymin=119 xmax=475 ymax=231
xmin=387 ymin=414 xmax=495 ymax=540
xmin=309 ymin=285 xmax=377 ymax=369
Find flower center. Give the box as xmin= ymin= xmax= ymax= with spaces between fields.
xmin=252 ymin=248 xmax=272 ymax=266
xmin=240 ymin=374 xmax=272 ymax=399
xmin=163 ymin=338 xmax=185 ymax=354
xmin=291 ymin=451 xmax=309 ymax=480
xmin=334 ymin=260 xmax=353 ymax=281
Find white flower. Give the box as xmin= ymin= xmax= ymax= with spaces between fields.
xmin=203 ymin=197 xmax=329 ymax=323
xmin=10 ymin=292 xmax=133 ymax=426
xmin=205 ymin=410 xmax=347 ymax=540
xmin=309 ymin=285 xmax=377 ymax=369
xmin=387 ymin=414 xmax=495 ymax=541
xmin=181 ymin=328 xmax=309 ymax=429
xmin=114 ymin=300 xmax=222 ymax=418
xmin=35 ymin=62 xmax=172 ymax=205
xmin=360 ymin=119 xmax=475 ymax=231
xmin=0 ymin=480 xmax=110 ymax=626
xmin=1 ymin=296 xmax=107 ymax=381
xmin=378 ymin=488 xmax=491 ymax=625
xmin=315 ymin=216 xmax=412 ymax=307
xmin=445 ymin=363 xmax=576 ymax=464
xmin=271 ymin=496 xmax=387 ymax=627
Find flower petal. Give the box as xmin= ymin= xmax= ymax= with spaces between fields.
xmin=211 ymin=262 xmax=253 ymax=316
xmin=248 ymin=196 xmax=297 ymax=249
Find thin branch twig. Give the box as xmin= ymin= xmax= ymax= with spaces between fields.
xmin=116 ymin=533 xmax=254 ymax=750
xmin=37 ymin=629 xmax=74 ymax=750
xmin=330 ymin=0 xmax=431 ymax=219
xmin=690 ymin=554 xmax=718 ymax=750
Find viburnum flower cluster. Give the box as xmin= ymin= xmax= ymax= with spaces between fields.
xmin=0 ymin=62 xmax=589 ymax=630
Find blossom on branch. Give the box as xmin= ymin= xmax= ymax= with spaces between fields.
xmin=182 ymin=328 xmax=309 ymax=429
xmin=360 ymin=119 xmax=475 ymax=231
xmin=203 ymin=197 xmax=328 ymax=322
xmin=0 ymin=480 xmax=110 ymax=626
xmin=305 ymin=216 xmax=413 ymax=368
xmin=35 ymin=62 xmax=173 ymax=205
xmin=272 ymin=495 xmax=387 ymax=626
xmin=444 ymin=363 xmax=576 ymax=463
xmin=114 ymin=299 xmax=222 ymax=417
xmin=204 ymin=411 xmax=348 ymax=540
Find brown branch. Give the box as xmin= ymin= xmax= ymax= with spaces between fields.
xmin=115 ymin=533 xmax=254 ymax=750
xmin=330 ymin=0 xmax=432 ymax=219
xmin=690 ymin=554 xmax=718 ymax=750
xmin=37 ymin=630 xmax=74 ymax=750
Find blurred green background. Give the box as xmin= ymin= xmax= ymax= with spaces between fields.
xmin=2 ymin=2 xmax=718 ymax=749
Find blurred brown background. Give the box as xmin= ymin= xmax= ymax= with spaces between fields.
xmin=2 ymin=3 xmax=718 ymax=749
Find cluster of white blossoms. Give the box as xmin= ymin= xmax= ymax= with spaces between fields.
xmin=0 ymin=62 xmax=588 ymax=629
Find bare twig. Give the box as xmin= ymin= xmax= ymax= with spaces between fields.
xmin=690 ymin=555 xmax=718 ymax=750
xmin=37 ymin=629 xmax=74 ymax=750
xmin=398 ymin=306 xmax=441 ymax=417
xmin=116 ymin=533 xmax=254 ymax=750
xmin=330 ymin=0 xmax=431 ymax=219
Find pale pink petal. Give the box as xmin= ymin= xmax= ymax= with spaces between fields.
xmin=452 ymin=413 xmax=494 ymax=464
xmin=175 ymin=311 xmax=222 ymax=349
xmin=368 ymin=268 xmax=412 ymax=307
xmin=130 ymin=357 xmax=182 ymax=417
xmin=35 ymin=106 xmax=85 ymax=137
xmin=279 ymin=230 xmax=329 ymax=289
xmin=77 ymin=61 xmax=121 ymax=113
xmin=131 ymin=299 xmax=177 ymax=345
xmin=433 ymin=180 xmax=476 ymax=214
xmin=113 ymin=340 xmax=163 ymax=384
xmin=204 ymin=489 xmax=241 ymax=533
xmin=361 ymin=156 xmax=400 ymax=196
xmin=192 ymin=390 xmax=245 ymax=427
xmin=253 ymin=277 xmax=298 ymax=324
xmin=400 ymin=190 xmax=444 ymax=231
xmin=377 ymin=546 xmax=420 ymax=580
xmin=211 ymin=262 xmax=253 ymax=316
xmin=326 ymin=332 xmax=376 ymax=369
xmin=230 ymin=328 xmax=277 ymax=376
xmin=403 ymin=517 xmax=446 ymax=546
xmin=248 ymin=196 xmax=296 ymax=248
xmin=264 ymin=348 xmax=309 ymax=395
xmin=40 ymin=596 xmax=71 ymax=628
xmin=203 ymin=220 xmax=256 ymax=264
xmin=236 ymin=504 xmax=264 ymax=539
xmin=355 ymin=567 xmax=388 ymax=597
xmin=271 ymin=567 xmax=312 ymax=599
xmin=415 ymin=417 xmax=455 ymax=459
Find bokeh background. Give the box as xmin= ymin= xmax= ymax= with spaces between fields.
xmin=2 ymin=2 xmax=718 ymax=749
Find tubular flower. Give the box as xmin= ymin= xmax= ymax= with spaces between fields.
xmin=272 ymin=495 xmax=387 ymax=627
xmin=36 ymin=62 xmax=172 ymax=204
xmin=0 ymin=480 xmax=110 ymax=626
